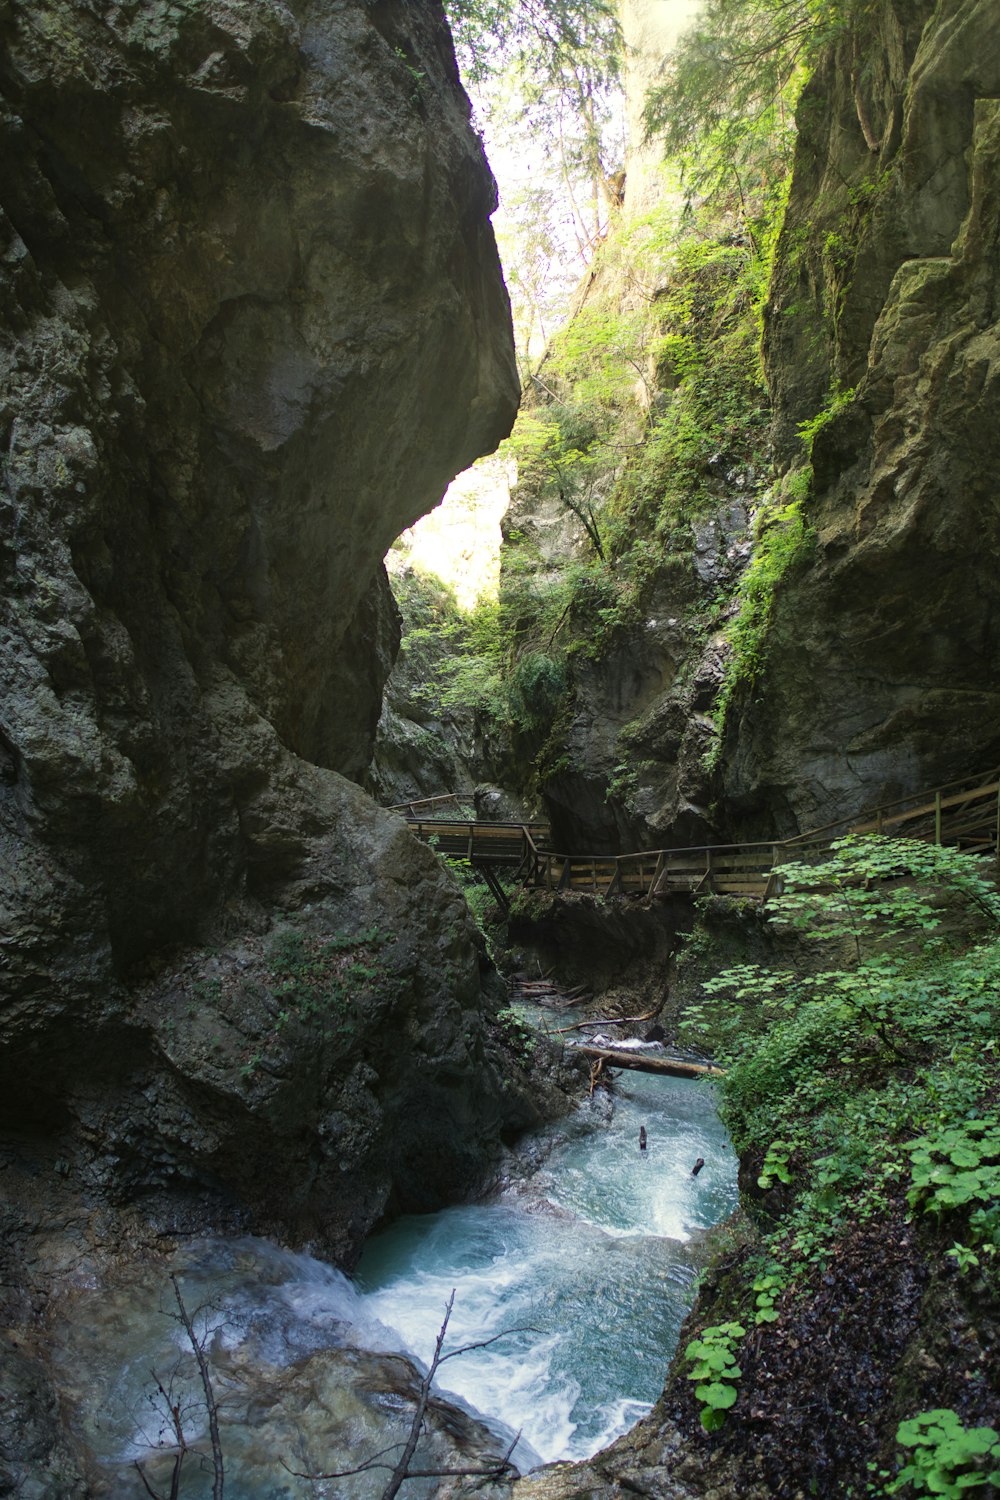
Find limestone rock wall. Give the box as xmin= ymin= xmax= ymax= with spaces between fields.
xmin=0 ymin=0 xmax=516 ymax=994
xmin=503 ymin=0 xmax=1000 ymax=854
xmin=723 ymin=0 xmax=1000 ymax=832
xmin=0 ymin=0 xmax=524 ymax=1265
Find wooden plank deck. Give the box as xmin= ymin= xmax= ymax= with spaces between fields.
xmin=403 ymin=818 xmax=551 ymax=867
xmin=399 ymin=767 xmax=1000 ymax=905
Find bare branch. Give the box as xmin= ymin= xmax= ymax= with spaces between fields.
xmin=285 ymin=1433 xmax=522 ymax=1488
xmin=405 ymin=1427 xmax=522 ymax=1479
xmin=378 ymin=1289 xmax=456 ymax=1500
xmin=170 ymin=1274 xmax=224 ymax=1500
xmin=549 ymin=1008 xmax=660 ymax=1035
xmin=285 ymin=1297 xmax=528 ymax=1493
xmin=133 ymin=1461 xmax=163 ymax=1500
xmin=438 ymin=1326 xmax=539 ymax=1364
xmin=283 ymin=1455 xmax=398 ymax=1481
xmin=530 ymin=371 xmax=562 ymax=402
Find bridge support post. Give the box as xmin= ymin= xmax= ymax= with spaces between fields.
xmin=476 ymin=864 xmax=510 ymax=915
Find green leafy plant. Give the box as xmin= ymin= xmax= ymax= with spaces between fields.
xmin=684 ymin=1321 xmax=746 ymax=1431
xmin=644 ymin=0 xmax=829 ymax=203
xmin=758 ymin=1138 xmax=795 ymax=1189
xmin=683 ymin=837 xmax=1000 ymax=1296
xmin=887 ymin=1409 xmax=1000 ymax=1496
xmin=945 ymin=1243 xmax=983 ymax=1276
xmin=508 ymin=651 xmax=569 ymax=732
xmin=263 ymin=926 xmax=387 ymax=1050
xmin=797 ymin=384 xmax=856 ymax=455
xmin=751 ymin=1272 xmax=785 ymax=1325
xmin=191 ymin=976 xmax=223 ymax=1006
xmin=392 ymin=45 xmax=426 ymax=101
xmin=711 ymin=485 xmax=815 ymax=737
xmin=904 ymin=1120 xmax=1000 ymax=1249
xmin=496 ymin=1007 xmax=537 ymax=1061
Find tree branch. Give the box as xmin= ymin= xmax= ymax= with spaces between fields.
xmin=170 ymin=1275 xmax=224 ymax=1500
xmin=379 ymin=1289 xmax=456 ymax=1500
xmin=284 ymin=1296 xmax=530 ymax=1494
xmin=549 ymin=1008 xmax=660 ymax=1034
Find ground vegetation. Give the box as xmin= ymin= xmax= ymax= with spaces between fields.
xmin=664 ymin=838 xmax=1000 ymax=1496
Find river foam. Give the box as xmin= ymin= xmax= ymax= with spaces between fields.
xmin=356 ymin=1069 xmax=737 ymax=1466
xmin=49 ymin=1069 xmax=736 ymax=1493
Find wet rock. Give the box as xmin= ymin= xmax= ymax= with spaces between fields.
xmin=513 ymin=498 xmax=751 ymax=854
xmin=508 ymin=890 xmax=694 ymax=1014
xmin=43 ymin=1237 xmax=517 ymax=1500
xmin=725 ymin=0 xmax=1000 ymax=830
xmin=0 ymin=0 xmax=523 ymax=1240
xmin=0 ymin=1341 xmax=85 ymax=1499
xmin=476 ymin=784 xmax=544 ymax=823
xmin=0 ymin=0 xmax=517 ymax=1013
xmin=513 ymin=1465 xmax=618 ymax=1499
xmin=692 ymin=502 xmax=751 ymax=586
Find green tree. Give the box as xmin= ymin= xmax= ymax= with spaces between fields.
xmin=643 ymin=0 xmax=868 ymax=221
xmin=446 ymin=1 xmax=624 ymax=263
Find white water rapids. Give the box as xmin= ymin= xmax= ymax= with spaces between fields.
xmin=51 ymin=1068 xmax=736 ymax=1495
xmin=358 ymin=1067 xmax=737 ymax=1466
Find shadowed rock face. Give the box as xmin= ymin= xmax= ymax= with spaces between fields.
xmin=0 ymin=0 xmax=517 ymax=1005
xmin=724 ymin=0 xmax=1000 ymax=833
xmin=0 ymin=0 xmax=530 ymax=1301
xmin=493 ymin=0 xmax=1000 ymax=856
xmin=0 ymin=9 xmax=531 ymax=1482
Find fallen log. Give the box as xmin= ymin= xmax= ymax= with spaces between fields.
xmin=571 ymin=1044 xmax=725 ymax=1080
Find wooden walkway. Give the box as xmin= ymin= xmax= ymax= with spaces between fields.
xmin=388 ymin=802 xmax=550 ymax=910
xmin=395 ymin=767 xmax=1000 ymax=904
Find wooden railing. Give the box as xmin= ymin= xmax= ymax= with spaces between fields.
xmin=389 ymin=791 xmax=477 ymax=818
xmin=517 ymin=767 xmax=1000 ymax=902
xmin=401 ymin=817 xmax=552 ymax=869
xmin=519 ymin=833 xmax=785 ymax=900
xmin=396 ymin=768 xmax=1000 ymax=904
xmin=765 ymin=767 xmax=1000 ymax=849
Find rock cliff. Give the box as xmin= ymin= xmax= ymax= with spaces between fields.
xmin=0 ymin=0 xmax=531 ymax=1485
xmin=1 ymin=0 xmax=517 ymax=995
xmin=723 ymin=0 xmax=1000 ymax=832
xmin=0 ymin=0 xmax=529 ymax=1325
xmin=483 ymin=0 xmax=999 ymax=856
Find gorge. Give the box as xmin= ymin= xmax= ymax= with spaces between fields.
xmin=1 ymin=1 xmax=999 ymax=1497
